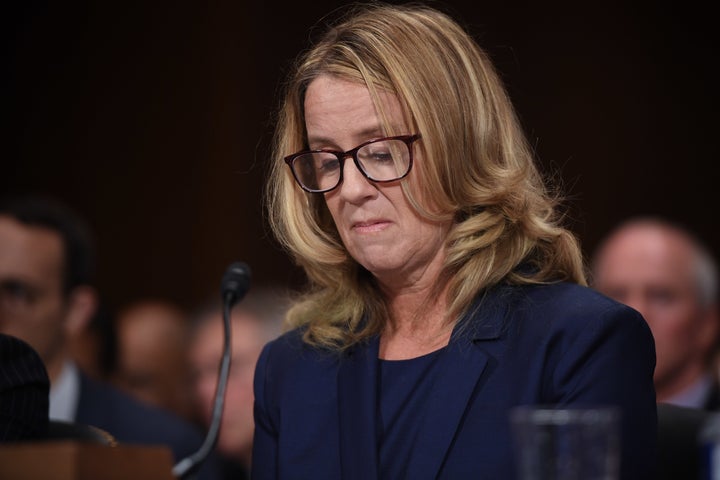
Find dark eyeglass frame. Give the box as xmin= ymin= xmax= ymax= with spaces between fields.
xmin=284 ymin=134 xmax=421 ymax=193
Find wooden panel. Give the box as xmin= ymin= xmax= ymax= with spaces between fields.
xmin=0 ymin=442 xmax=175 ymax=480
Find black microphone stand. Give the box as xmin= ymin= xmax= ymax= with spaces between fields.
xmin=172 ymin=262 xmax=251 ymax=479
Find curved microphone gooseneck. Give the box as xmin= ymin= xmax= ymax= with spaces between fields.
xmin=172 ymin=262 xmax=252 ymax=479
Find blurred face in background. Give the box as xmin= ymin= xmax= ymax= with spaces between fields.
xmin=113 ymin=300 xmax=194 ymax=420
xmin=0 ymin=216 xmax=68 ymax=379
xmin=593 ymin=222 xmax=718 ymax=398
xmin=190 ymin=310 xmax=266 ymax=465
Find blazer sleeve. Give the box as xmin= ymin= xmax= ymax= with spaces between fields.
xmin=548 ymin=300 xmax=657 ymax=479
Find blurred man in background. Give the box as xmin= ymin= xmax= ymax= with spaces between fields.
xmin=592 ymin=217 xmax=719 ymax=409
xmin=189 ymin=288 xmax=286 ymax=479
xmin=112 ymin=299 xmax=195 ymax=422
xmin=0 ymin=195 xmax=219 ymax=478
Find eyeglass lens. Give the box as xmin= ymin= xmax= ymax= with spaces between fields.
xmin=291 ymin=138 xmax=411 ymax=192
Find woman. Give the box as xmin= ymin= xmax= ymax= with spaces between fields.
xmin=254 ymin=3 xmax=656 ymax=479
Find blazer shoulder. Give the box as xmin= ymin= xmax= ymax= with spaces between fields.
xmin=519 ymin=282 xmax=645 ymax=323
xmin=258 ymin=327 xmax=343 ymax=381
xmin=509 ymin=283 xmax=654 ymax=355
xmin=464 ymin=282 xmax=651 ymax=342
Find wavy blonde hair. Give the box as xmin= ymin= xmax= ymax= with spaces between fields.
xmin=266 ymin=3 xmax=586 ymax=350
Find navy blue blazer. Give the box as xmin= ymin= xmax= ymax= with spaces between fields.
xmin=252 ymin=282 xmax=657 ymax=479
xmin=75 ymin=373 xmax=221 ymax=479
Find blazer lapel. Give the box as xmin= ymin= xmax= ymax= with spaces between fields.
xmin=336 ymin=287 xmax=510 ymax=480
xmin=404 ymin=289 xmax=509 ymax=479
xmin=338 ymin=336 xmax=380 ymax=480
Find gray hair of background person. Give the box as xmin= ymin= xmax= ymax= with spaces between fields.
xmin=593 ymin=216 xmax=718 ymax=308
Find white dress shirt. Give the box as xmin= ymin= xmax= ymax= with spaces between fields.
xmin=665 ymin=373 xmax=714 ymax=409
xmin=49 ymin=360 xmax=81 ymax=422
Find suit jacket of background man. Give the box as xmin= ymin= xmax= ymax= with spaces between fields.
xmin=252 ymin=282 xmax=658 ymax=480
xmin=0 ymin=334 xmax=49 ymax=442
xmin=75 ymin=373 xmax=220 ymax=479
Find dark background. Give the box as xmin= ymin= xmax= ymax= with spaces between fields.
xmin=5 ymin=1 xmax=718 ymax=313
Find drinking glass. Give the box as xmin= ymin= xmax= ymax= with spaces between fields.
xmin=510 ymin=406 xmax=621 ymax=480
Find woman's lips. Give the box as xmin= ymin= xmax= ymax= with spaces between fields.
xmin=351 ymin=219 xmax=391 ymax=233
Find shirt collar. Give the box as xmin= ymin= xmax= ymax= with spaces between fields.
xmin=49 ymin=360 xmax=81 ymax=422
xmin=665 ymin=373 xmax=714 ymax=409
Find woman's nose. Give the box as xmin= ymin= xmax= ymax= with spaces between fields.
xmin=336 ymin=157 xmax=376 ymax=201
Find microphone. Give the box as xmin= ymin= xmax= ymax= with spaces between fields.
xmin=221 ymin=261 xmax=252 ymax=308
xmin=172 ymin=261 xmax=252 ymax=479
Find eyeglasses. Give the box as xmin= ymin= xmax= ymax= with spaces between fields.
xmin=284 ymin=134 xmax=421 ymax=193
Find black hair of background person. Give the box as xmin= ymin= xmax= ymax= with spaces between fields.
xmin=4 ymin=0 xmax=718 ymax=311
xmin=0 ymin=194 xmax=115 ymax=379
xmin=0 ymin=195 xmax=96 ymax=295
xmin=0 ymin=334 xmax=50 ymax=442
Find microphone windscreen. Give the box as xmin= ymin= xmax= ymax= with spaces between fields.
xmin=221 ymin=261 xmax=251 ymax=305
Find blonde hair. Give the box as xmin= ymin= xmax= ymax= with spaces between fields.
xmin=266 ymin=3 xmax=586 ymax=350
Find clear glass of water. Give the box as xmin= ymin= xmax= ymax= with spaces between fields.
xmin=510 ymin=406 xmax=621 ymax=480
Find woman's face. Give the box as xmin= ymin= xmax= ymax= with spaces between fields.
xmin=303 ymin=75 xmax=451 ymax=290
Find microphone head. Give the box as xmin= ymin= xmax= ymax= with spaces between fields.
xmin=221 ymin=261 xmax=251 ymax=306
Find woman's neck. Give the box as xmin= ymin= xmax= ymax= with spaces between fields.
xmin=379 ymin=283 xmax=452 ymax=360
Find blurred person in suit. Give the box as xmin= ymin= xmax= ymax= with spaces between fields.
xmin=112 ymin=299 xmax=195 ymax=422
xmin=189 ymin=288 xmax=286 ymax=479
xmin=0 ymin=333 xmax=50 ymax=442
xmin=0 ymin=194 xmax=220 ymax=478
xmin=593 ymin=217 xmax=719 ymax=409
